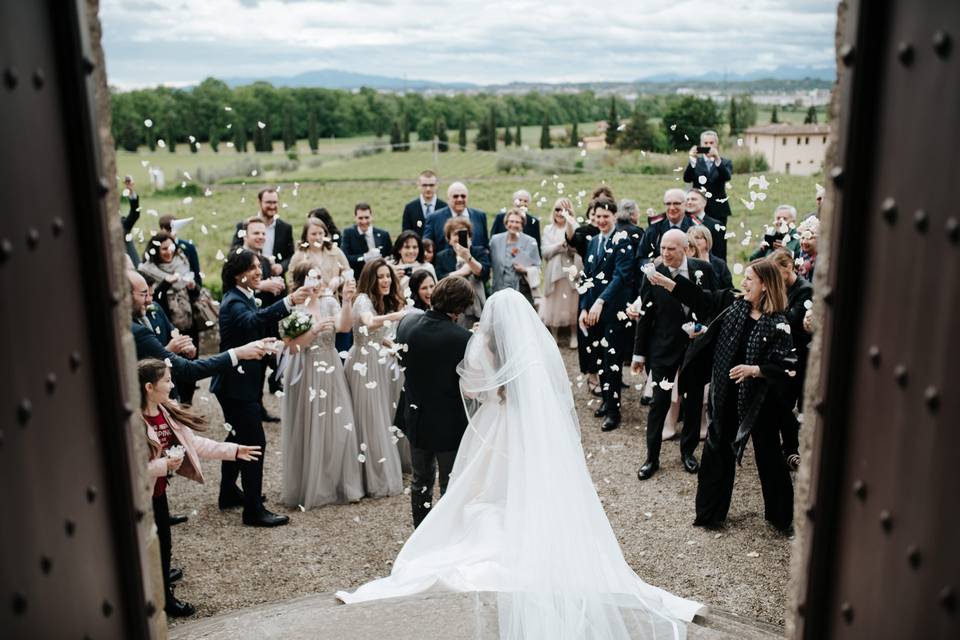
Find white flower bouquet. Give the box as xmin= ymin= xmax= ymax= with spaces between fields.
xmin=279 ymin=310 xmax=314 ymax=340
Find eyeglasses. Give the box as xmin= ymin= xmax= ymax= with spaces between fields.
xmin=664 ymin=201 xmax=683 ymax=206
xmin=451 ymin=194 xmax=467 ymax=199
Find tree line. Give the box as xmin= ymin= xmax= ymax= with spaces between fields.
xmin=110 ymin=77 xmax=765 ymax=154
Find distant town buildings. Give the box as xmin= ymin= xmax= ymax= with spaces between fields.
xmin=744 ymin=123 xmax=830 ymax=175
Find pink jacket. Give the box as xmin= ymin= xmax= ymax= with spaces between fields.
xmin=145 ymin=404 xmax=238 ymax=484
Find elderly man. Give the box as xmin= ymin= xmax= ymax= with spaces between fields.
xmin=637 ymin=188 xmax=694 ymax=265
xmin=402 ymin=169 xmax=447 ymax=234
xmin=684 ymin=190 xmax=725 ymax=259
xmin=683 ymin=130 xmax=733 ymax=259
xmin=750 ymin=204 xmax=801 ymax=260
xmin=579 ymin=197 xmax=635 ymax=432
xmin=342 ymin=202 xmax=393 ymax=274
xmin=629 ymin=229 xmax=717 ymax=479
xmin=423 ymin=181 xmax=489 ymax=253
xmin=490 ymin=189 xmax=541 ymax=253
xmin=231 ymin=187 xmax=295 ymax=275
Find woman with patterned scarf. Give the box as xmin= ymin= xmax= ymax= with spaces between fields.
xmin=643 ymin=258 xmax=797 ymax=535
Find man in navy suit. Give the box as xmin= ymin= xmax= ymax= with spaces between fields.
xmin=578 ymin=197 xmax=635 ymax=431
xmin=212 ymin=249 xmax=314 ymax=527
xmin=489 ymin=189 xmax=541 ymax=254
xmin=637 ymin=188 xmax=695 ymax=265
xmin=401 ymin=170 xmax=447 ymax=235
xmin=683 ymin=130 xmax=733 ymax=259
xmin=341 ymin=203 xmax=392 ymax=275
xmin=230 ymin=187 xmax=296 ymax=275
xmin=684 ymin=190 xmax=725 ymax=259
xmin=422 ymin=181 xmax=489 ymax=253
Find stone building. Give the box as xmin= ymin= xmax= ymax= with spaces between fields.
xmin=744 ymin=123 xmax=830 ymax=175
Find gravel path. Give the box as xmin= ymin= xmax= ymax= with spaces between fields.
xmin=166 ymin=340 xmax=790 ymax=628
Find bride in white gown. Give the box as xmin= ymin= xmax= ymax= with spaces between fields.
xmin=336 ymin=289 xmax=702 ymax=639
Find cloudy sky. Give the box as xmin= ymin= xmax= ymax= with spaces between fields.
xmin=101 ymin=0 xmax=837 ymax=89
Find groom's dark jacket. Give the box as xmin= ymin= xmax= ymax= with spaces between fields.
xmin=396 ymin=309 xmax=472 ymax=452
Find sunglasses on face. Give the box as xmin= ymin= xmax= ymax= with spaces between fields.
xmin=451 ymin=194 xmax=467 ymax=199
xmin=664 ymin=201 xmax=683 ymax=206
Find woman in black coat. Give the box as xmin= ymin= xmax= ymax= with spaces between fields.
xmin=645 ymin=258 xmax=797 ymax=534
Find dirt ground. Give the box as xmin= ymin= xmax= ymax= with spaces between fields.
xmin=165 ymin=340 xmax=792 ymax=628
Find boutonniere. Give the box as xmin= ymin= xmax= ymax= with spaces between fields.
xmin=255 ymin=298 xmax=263 ymax=308
xmin=510 ymin=247 xmax=519 ymax=257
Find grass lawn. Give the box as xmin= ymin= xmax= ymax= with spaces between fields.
xmin=119 ymin=141 xmax=821 ymax=295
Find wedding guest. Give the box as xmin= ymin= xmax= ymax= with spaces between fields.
xmin=683 ymin=130 xmax=733 ymax=258
xmin=770 ymin=248 xmax=813 ymax=470
xmin=389 ymin=230 xmax=437 ymax=282
xmin=750 ymin=205 xmax=800 ymax=260
xmin=646 ymin=207 xmax=666 ymax=227
xmin=568 ymin=204 xmax=601 ymax=394
xmin=687 ymin=226 xmax=733 ymax=289
xmin=342 ymin=203 xmax=392 ymax=275
xmin=629 ymin=230 xmax=717 ymax=480
xmin=138 ymin=358 xmax=261 ymax=617
xmin=308 ymin=207 xmax=342 ymax=246
xmin=490 ymin=189 xmax=542 ymax=253
xmin=490 ymin=208 xmax=540 ymax=304
xmin=212 ymin=249 xmax=313 ymax=527
xmin=540 ymin=197 xmax=581 ymax=349
xmin=579 ymin=197 xmax=634 ymax=431
xmin=345 ymin=258 xmax=409 ymax=497
xmin=408 ymin=270 xmax=437 ymax=311
xmin=395 ymin=276 xmax=475 ymax=527
xmin=796 ymin=216 xmax=819 ymax=282
xmin=128 ymin=270 xmax=268 ymax=403
xmin=138 ymin=232 xmax=202 ymax=372
xmin=684 ymin=190 xmax=725 ymax=258
xmin=122 ymin=175 xmax=141 ymax=266
xmin=422 ymin=181 xmax=489 ymax=253
xmin=158 ymin=215 xmax=202 ymax=288
xmin=401 ymin=169 xmax=446 ymax=234
xmin=650 ymin=259 xmax=796 ymax=534
xmin=637 ymin=188 xmax=694 ymax=265
xmin=421 ymin=238 xmax=435 ymax=265
xmin=288 ymin=217 xmax=352 ymax=289
xmin=231 ymin=187 xmax=295 ymax=275
xmin=616 ymin=199 xmax=645 ymax=254
xmin=433 ymin=217 xmax=490 ymax=329
xmin=280 ymin=263 xmax=364 ymax=508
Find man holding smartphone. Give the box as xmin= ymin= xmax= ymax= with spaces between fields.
xmin=683 ymin=130 xmax=733 ymax=260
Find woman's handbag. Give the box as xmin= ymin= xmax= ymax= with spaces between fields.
xmin=192 ymin=288 xmax=220 ymax=331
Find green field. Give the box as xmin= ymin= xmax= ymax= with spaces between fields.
xmin=118 ymin=138 xmax=820 ymax=295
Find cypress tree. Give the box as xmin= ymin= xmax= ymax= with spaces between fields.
xmin=770 ymin=105 xmax=780 ymax=123
xmin=402 ymin=116 xmax=411 ymax=151
xmin=234 ymin=120 xmax=247 ymax=153
xmin=458 ymin=116 xmax=467 ymax=151
xmin=435 ymin=117 xmax=449 ymax=152
xmin=208 ymin=125 xmax=219 ymax=152
xmin=307 ymin=111 xmax=319 ymax=154
xmin=540 ymin=114 xmax=552 ymax=149
xmin=605 ymin=97 xmax=619 ymax=146
xmin=488 ymin=106 xmax=497 ymax=152
xmin=569 ymin=121 xmax=579 ymax=147
xmin=390 ymin=119 xmax=403 ymax=151
xmin=475 ymin=119 xmax=489 ymax=151
xmin=728 ymin=97 xmax=740 ymax=134
xmin=282 ymin=112 xmax=295 ymax=151
xmin=515 ymin=123 xmax=522 ymax=147
xmin=145 ymin=123 xmax=156 ymax=152
xmin=804 ymin=105 xmax=818 ymax=124
xmin=504 ymin=125 xmax=513 ymax=147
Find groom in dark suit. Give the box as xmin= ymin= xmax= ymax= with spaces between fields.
xmin=579 ymin=197 xmax=635 ymax=432
xmin=212 ymin=249 xmax=313 ymax=527
xmin=630 ymin=229 xmax=718 ymax=480
xmin=395 ymin=276 xmax=475 ymax=527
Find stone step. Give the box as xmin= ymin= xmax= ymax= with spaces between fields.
xmin=169 ymin=591 xmax=782 ymax=639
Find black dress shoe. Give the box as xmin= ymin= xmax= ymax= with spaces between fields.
xmin=169 ymin=567 xmax=183 ymax=583
xmin=242 ymin=509 xmax=289 ymax=527
xmin=681 ymin=454 xmax=700 ymax=474
xmin=601 ymin=414 xmax=621 ymax=432
xmin=640 ymin=395 xmax=653 ymax=406
xmin=593 ymin=402 xmax=608 ymax=418
xmin=165 ymin=597 xmax=196 ymax=618
xmin=169 ymin=514 xmax=189 ymax=526
xmin=218 ymin=490 xmax=245 ymax=510
xmin=637 ymin=460 xmax=659 ymax=480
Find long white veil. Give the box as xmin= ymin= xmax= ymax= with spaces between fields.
xmin=456 ymin=289 xmax=698 ymax=640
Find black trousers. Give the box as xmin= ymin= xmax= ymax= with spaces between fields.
xmin=645 ymin=362 xmax=702 ymax=462
xmin=410 ymin=447 xmax=457 ymax=528
xmin=597 ymin=319 xmax=624 ymax=414
xmin=695 ymin=398 xmax=793 ymax=531
xmin=578 ymin=322 xmax=601 ymax=376
xmin=152 ymin=493 xmax=174 ymax=605
xmin=712 ymin=214 xmax=729 ymax=261
xmin=217 ymin=395 xmax=266 ymax=517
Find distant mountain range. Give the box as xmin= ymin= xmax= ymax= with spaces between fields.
xmin=218 ymin=65 xmax=834 ymax=92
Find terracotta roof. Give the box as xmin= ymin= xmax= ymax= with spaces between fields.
xmin=744 ymin=123 xmax=830 ymax=135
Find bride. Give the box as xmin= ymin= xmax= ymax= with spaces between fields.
xmin=336 ymin=289 xmax=701 ymax=639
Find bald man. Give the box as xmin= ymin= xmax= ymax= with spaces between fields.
xmin=629 ymin=230 xmax=717 ymax=480
xmin=422 ymin=181 xmax=489 ymax=253
xmin=636 ymin=188 xmax=695 ymax=266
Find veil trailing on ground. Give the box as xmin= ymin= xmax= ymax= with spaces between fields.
xmin=336 ymin=289 xmax=700 ymax=639
xmin=457 ymin=289 xmax=698 ymax=639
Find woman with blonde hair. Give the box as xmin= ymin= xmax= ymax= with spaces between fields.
xmin=539 ymin=197 xmax=581 ymax=348
xmin=644 ymin=258 xmax=797 ymax=534
xmin=686 ymin=225 xmax=733 ymax=289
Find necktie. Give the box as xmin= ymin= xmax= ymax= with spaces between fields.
xmin=425 ymin=203 xmax=432 ymax=217
xmin=365 ymin=231 xmax=375 ymax=251
xmin=597 ymin=236 xmax=607 ymax=258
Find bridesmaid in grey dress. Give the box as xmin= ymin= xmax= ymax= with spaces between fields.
xmin=280 ymin=263 xmax=364 ymax=508
xmin=345 ymin=258 xmax=410 ymax=498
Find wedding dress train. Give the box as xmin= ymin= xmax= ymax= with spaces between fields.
xmin=336 ymin=289 xmax=701 ymax=639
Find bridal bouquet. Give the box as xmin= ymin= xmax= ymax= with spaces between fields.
xmin=279 ymin=311 xmax=314 ymax=340
xmin=166 ymin=445 xmax=185 ymax=460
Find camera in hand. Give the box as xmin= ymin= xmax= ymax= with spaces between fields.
xmin=696 ymin=146 xmax=711 ymax=154
xmin=457 ymin=229 xmax=469 ymax=248
xmin=764 ymin=231 xmax=786 ymax=246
